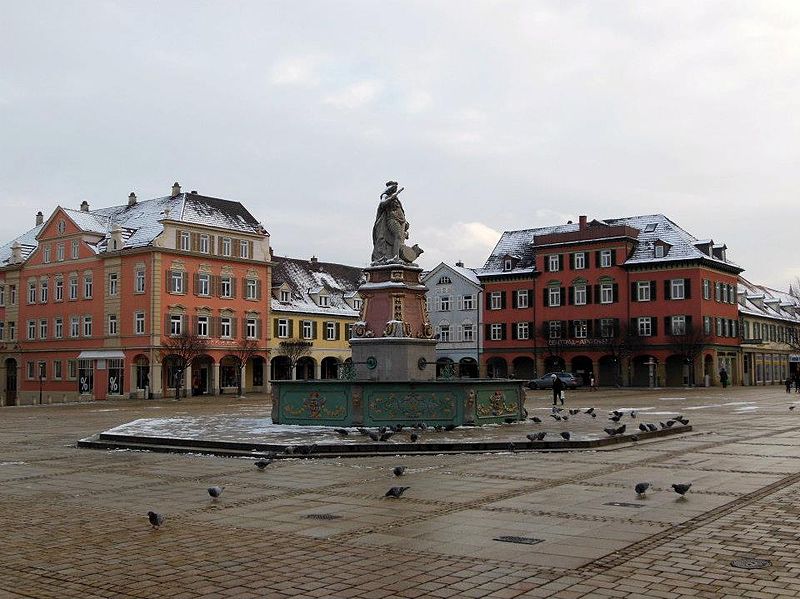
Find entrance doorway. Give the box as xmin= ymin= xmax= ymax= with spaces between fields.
xmin=5 ymin=358 xmax=17 ymax=406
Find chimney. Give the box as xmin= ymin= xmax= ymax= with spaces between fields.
xmin=35 ymin=211 xmax=43 ymax=226
xmin=455 ymin=260 xmax=464 ymax=267
xmin=310 ymin=256 xmax=319 ymax=269
xmin=128 ymin=192 xmax=137 ymax=207
xmin=579 ymin=215 xmax=587 ymax=230
xmin=110 ymin=224 xmax=124 ymax=252
xmin=10 ymin=241 xmax=22 ymax=264
xmin=171 ymin=182 xmax=181 ymax=197
xmin=80 ymin=200 xmax=89 ymax=212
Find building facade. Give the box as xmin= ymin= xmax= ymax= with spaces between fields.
xmin=0 ymin=183 xmax=270 ymax=405
xmin=478 ymin=214 xmax=743 ymax=386
xmin=421 ymin=262 xmax=481 ymax=377
xmin=269 ymin=255 xmax=363 ymax=381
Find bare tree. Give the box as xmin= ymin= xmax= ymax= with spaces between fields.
xmin=595 ymin=321 xmax=643 ymax=387
xmin=278 ymin=339 xmax=313 ymax=379
xmin=228 ymin=338 xmax=263 ymax=397
xmin=539 ymin=322 xmax=566 ymax=371
xmin=159 ymin=333 xmax=209 ymax=400
xmin=668 ymin=323 xmax=712 ymax=386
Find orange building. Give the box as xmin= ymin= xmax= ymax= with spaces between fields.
xmin=0 ymin=183 xmax=271 ymax=405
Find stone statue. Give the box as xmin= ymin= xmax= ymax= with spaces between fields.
xmin=371 ymin=181 xmax=423 ymax=264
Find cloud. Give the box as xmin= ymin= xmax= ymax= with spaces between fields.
xmin=417 ymin=221 xmax=502 ymax=270
xmin=269 ymin=56 xmax=323 ymax=86
xmin=323 ymin=80 xmax=383 ymax=110
xmin=404 ymin=90 xmax=433 ymax=114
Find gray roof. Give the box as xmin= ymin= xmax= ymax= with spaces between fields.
xmin=421 ymin=262 xmax=482 ymax=288
xmin=479 ymin=213 xmax=741 ymax=276
xmin=0 ymin=223 xmax=44 ymax=266
xmin=738 ymin=277 xmax=800 ymax=324
xmin=271 ymin=256 xmax=363 ymax=317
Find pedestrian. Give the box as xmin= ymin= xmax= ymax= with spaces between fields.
xmin=719 ymin=367 xmax=728 ymax=389
xmin=552 ymin=374 xmax=564 ymax=406
xmin=589 ymin=373 xmax=598 ymax=391
xmin=786 ymin=376 xmax=792 ymax=394
xmin=795 ymin=373 xmax=800 ymax=393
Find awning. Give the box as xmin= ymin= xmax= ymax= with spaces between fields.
xmin=77 ymin=350 xmax=126 ymax=360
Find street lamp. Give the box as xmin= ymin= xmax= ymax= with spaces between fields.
xmin=38 ymin=373 xmax=44 ymax=405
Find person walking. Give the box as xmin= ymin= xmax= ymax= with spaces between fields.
xmin=794 ymin=372 xmax=800 ymax=393
xmin=719 ymin=367 xmax=728 ymax=389
xmin=552 ymin=374 xmax=564 ymax=406
xmin=589 ymin=373 xmax=598 ymax=391
xmin=786 ymin=376 xmax=792 ymax=394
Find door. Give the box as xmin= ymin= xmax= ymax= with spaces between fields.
xmin=5 ymin=359 xmax=17 ymax=406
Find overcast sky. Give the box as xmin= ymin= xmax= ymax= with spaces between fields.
xmin=1 ymin=1 xmax=798 ymax=288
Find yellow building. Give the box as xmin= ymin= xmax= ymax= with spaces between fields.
xmin=269 ymin=255 xmax=363 ymax=381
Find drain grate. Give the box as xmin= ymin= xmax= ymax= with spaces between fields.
xmin=731 ymin=557 xmax=771 ymax=569
xmin=494 ymin=535 xmax=544 ymax=545
xmin=604 ymin=502 xmax=645 ymax=508
xmin=304 ymin=513 xmax=342 ymax=520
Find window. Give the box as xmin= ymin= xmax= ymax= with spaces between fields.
xmin=703 ymin=279 xmax=710 ymax=300
xmin=318 ymin=295 xmax=329 ymax=307
xmin=179 ymin=232 xmax=190 ymax=251
xmin=352 ymin=298 xmax=362 ymax=310
xmin=197 ymin=315 xmax=209 ymax=337
xmin=440 ymin=296 xmax=450 ymax=311
xmin=671 ymin=279 xmax=685 ymax=300
xmin=38 ymin=361 xmax=46 ymax=380
xmin=67 ymin=359 xmax=77 ymax=380
xmin=638 ymin=317 xmax=652 ymax=336
xmin=56 ymin=243 xmax=64 ymax=261
xmin=277 ymin=319 xmax=289 ymax=338
xmin=55 ymin=277 xmax=63 ymax=301
xmin=462 ymin=295 xmax=475 ymax=310
xmin=549 ymin=320 xmax=561 ymax=339
xmin=489 ymin=323 xmax=503 ymax=340
xmin=0 ymin=285 xmax=3 ymax=307
xmin=600 ymin=318 xmax=615 ymax=338
xmin=322 ymin=321 xmax=334 ymax=340
xmin=221 ymin=237 xmax=231 ymax=256
xmin=516 ymin=322 xmax=529 ymax=340
xmin=347 ymin=324 xmax=354 ymax=339
xmin=135 ymin=269 xmax=145 ymax=293
xmin=516 ymin=290 xmax=528 ymax=309
xmin=78 ymin=359 xmax=93 ymax=394
xmin=108 ymin=273 xmax=118 ymax=296
xmin=70 ymin=316 xmax=79 ymax=337
xmin=246 ymin=318 xmax=257 ymax=339
xmin=462 ymin=323 xmax=474 ymax=342
xmin=548 ymin=255 xmax=560 ymax=272
xmin=723 ymin=319 xmax=730 ymax=337
xmin=574 ymin=252 xmax=586 ymax=269
xmin=135 ymin=312 xmax=145 ymax=335
xmin=637 ymin=281 xmax=651 ymax=302
xmin=722 ymin=284 xmax=728 ymax=303
xmin=54 ymin=318 xmax=63 ymax=339
xmin=246 ymin=278 xmax=258 ymax=300
xmin=671 ymin=315 xmax=686 ymax=335
xmin=197 ymin=273 xmax=211 ymax=296
xmin=40 ymin=279 xmax=48 ymax=303
xmin=108 ymin=314 xmax=118 ymax=336
xmin=68 ymin=275 xmax=78 ymax=299
xmin=28 ymin=282 xmax=36 ymax=304
xmin=437 ymin=276 xmax=452 ymax=285
xmin=220 ymin=317 xmax=232 ymax=338
xmin=57 ymin=219 xmax=66 ymax=234
xmin=503 ymin=259 xmax=512 ymax=271
xmin=170 ymin=315 xmax=183 ymax=336
xmin=240 ymin=240 xmax=249 ymax=258
xmin=489 ymin=292 xmax=502 ymax=310
xmin=39 ymin=319 xmax=47 ymax=339
xmin=27 ymin=361 xmax=35 ymax=379
xmin=302 ymin=320 xmax=313 ymax=339
xmin=84 ymin=273 xmax=93 ymax=298
xmin=573 ymin=320 xmax=587 ymax=338
xmin=600 ymin=250 xmax=612 ymax=267
xmin=43 ymin=245 xmax=51 ymax=263
xmin=9 ymin=284 xmax=15 ymax=306
xmin=280 ymin=290 xmax=290 ymax=303
xmin=171 ymin=271 xmax=184 ymax=294
xmin=600 ymin=283 xmax=614 ymax=304
xmin=574 ymin=284 xmax=587 ymax=305
xmin=71 ymin=239 xmax=79 ymax=259
xmin=654 ymin=245 xmax=664 ymax=258
xmin=7 ymin=321 xmax=15 ymax=341
xmin=83 ymin=316 xmax=92 ymax=337
xmin=715 ymin=282 xmax=721 ymax=302
xmin=199 ymin=234 xmax=209 ymax=253
xmin=439 ymin=324 xmax=451 ymax=342
xmin=27 ymin=320 xmax=35 ymax=340
xmin=54 ymin=360 xmax=62 ymax=380
xmin=0 ymin=321 xmax=3 ymax=340
xmin=220 ymin=276 xmax=232 ymax=298
xmin=548 ymin=287 xmax=561 ymax=307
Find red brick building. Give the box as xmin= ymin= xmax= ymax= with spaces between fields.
xmin=478 ymin=214 xmax=743 ymax=386
xmin=0 ymin=183 xmax=271 ymax=405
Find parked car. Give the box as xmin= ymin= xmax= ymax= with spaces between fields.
xmin=527 ymin=372 xmax=582 ymax=390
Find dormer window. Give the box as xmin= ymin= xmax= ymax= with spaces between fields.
xmin=504 ymin=259 xmax=512 ymax=271
xmin=179 ymin=231 xmax=190 ymax=251
xmin=280 ymin=290 xmax=290 ymax=303
xmin=655 ymin=245 xmax=664 ymax=258
xmin=644 ymin=223 xmax=657 ymax=233
xmin=353 ymin=298 xmax=362 ymax=310
xmin=437 ymin=276 xmax=452 ymax=285
xmin=319 ymin=295 xmax=329 ymax=307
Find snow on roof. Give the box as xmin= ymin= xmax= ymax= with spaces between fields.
xmin=421 ymin=262 xmax=481 ymax=287
xmin=271 ymin=255 xmax=362 ymax=317
xmin=0 ymin=223 xmax=44 ymax=266
xmin=737 ymin=277 xmax=800 ymax=323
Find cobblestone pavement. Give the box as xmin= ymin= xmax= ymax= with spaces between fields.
xmin=1 ymin=387 xmax=799 ymax=598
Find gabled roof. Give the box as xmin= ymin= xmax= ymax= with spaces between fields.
xmin=271 ymin=255 xmax=363 ymax=317
xmin=421 ymin=262 xmax=481 ymax=287
xmin=738 ymin=277 xmax=800 ymax=324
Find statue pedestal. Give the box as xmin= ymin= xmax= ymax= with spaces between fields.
xmin=350 ymin=263 xmax=436 ymax=381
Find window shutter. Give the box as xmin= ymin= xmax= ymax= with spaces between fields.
xmin=231 ymin=278 xmax=237 ymax=298
xmin=500 ymin=323 xmax=506 ymax=340
xmin=543 ymin=288 xmax=548 ymax=306
xmin=684 ymin=279 xmax=691 ymax=299
xmin=485 ymin=324 xmax=491 ymax=341
xmin=595 ymin=251 xmax=601 ymax=267
xmin=165 ymin=270 xmax=171 ymax=292
xmin=182 ymin=314 xmax=188 ymax=333
xmin=664 ymin=316 xmax=671 ymax=335
xmin=544 ymin=257 xmax=550 ymax=273
xmin=567 ymin=320 xmax=574 ymax=338
xmin=191 ymin=232 xmax=199 ymax=252
xmin=664 ymin=280 xmax=671 ymax=300
xmin=612 ymin=283 xmax=619 ymax=303
xmin=527 ymin=290 xmax=533 ymax=306
xmin=164 ymin=314 xmax=170 ymax=333
xmin=585 ymin=286 xmax=593 ymax=304
xmin=248 ymin=241 xmax=254 ymax=259
xmin=256 ymin=280 xmax=262 ymax=300
xmin=651 ymin=317 xmax=658 ymax=336
xmin=231 ymin=317 xmax=238 ymax=338
xmin=560 ymin=287 xmax=565 ymax=306
xmin=569 ymin=253 xmax=574 ymax=270
xmin=631 ymin=282 xmax=638 ymax=301
xmin=594 ymin=285 xmax=600 ymax=304
xmin=273 ymin=319 xmax=279 ymax=338
xmin=686 ymin=315 xmax=692 ymax=330
xmin=650 ymin=281 xmax=657 ymax=300
xmin=560 ymin=320 xmax=567 ymax=337
xmin=486 ymin=293 xmax=492 ymax=310
xmin=335 ymin=322 xmax=341 ymax=340
xmin=568 ymin=286 xmax=574 ymax=305
xmin=586 ymin=319 xmax=593 ymax=338
xmin=217 ymin=237 xmax=223 ymax=254
xmin=288 ymin=319 xmax=293 ymax=338
xmin=208 ymin=235 xmax=215 ymax=255
xmin=630 ymin=317 xmax=637 ymax=332
xmin=210 ymin=316 xmax=218 ymax=337
xmin=511 ymin=323 xmax=517 ymax=340
xmin=182 ymin=272 xmax=187 ymax=293
xmin=500 ymin=291 xmax=506 ymax=309
xmin=610 ymin=249 xmax=617 ymax=266
xmin=256 ymin=318 xmax=262 ymax=339
xmin=558 ymin=254 xmax=564 ymax=271
xmin=193 ymin=273 xmax=200 ymax=296
xmin=511 ymin=292 xmax=517 ymax=309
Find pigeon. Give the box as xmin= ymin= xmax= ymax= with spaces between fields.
xmin=611 ymin=410 xmax=623 ymax=418
xmin=531 ymin=416 xmax=542 ymax=424
xmin=639 ymin=423 xmax=648 ymax=432
xmin=433 ymin=425 xmax=444 ymax=431
xmin=393 ymin=466 xmax=406 ymax=477
xmin=585 ymin=407 xmax=595 ymax=415
xmin=634 ymin=482 xmax=650 ymax=497
xmin=615 ymin=424 xmax=626 ymax=435
xmin=444 ymin=424 xmax=457 ymax=431
xmin=665 ymin=420 xmax=676 ymax=428
xmin=609 ymin=414 xmax=623 ymax=423
xmin=254 ymin=458 xmax=273 ymax=470
xmin=527 ymin=431 xmax=547 ymax=442
xmin=385 ymin=486 xmax=410 ymax=498
xmin=147 ymin=511 xmax=165 ymax=529
xmin=379 ymin=432 xmax=394 ymax=442
xmin=550 ymin=414 xmax=562 ymax=421
xmin=504 ymin=418 xmax=516 ymax=424
xmin=378 ymin=426 xmax=387 ymax=434
xmin=562 ymin=415 xmax=569 ymax=422
xmin=630 ymin=435 xmax=639 ymax=442
xmin=675 ymin=416 xmax=689 ymax=425
xmin=591 ymin=413 xmax=597 ymax=418
xmin=367 ymin=431 xmax=381 ymax=442
xmin=560 ymin=431 xmax=571 ymax=441
xmin=207 ymin=486 xmax=224 ymax=499
xmin=603 ymin=427 xmax=618 ymax=436
xmin=357 ymin=427 xmax=370 ymax=436
xmin=389 ymin=424 xmax=404 ymax=433
xmin=334 ymin=428 xmax=349 ymax=436
xmin=297 ymin=444 xmax=316 ymax=455
xmin=409 ymin=433 xmax=419 ymax=442
xmin=647 ymin=423 xmax=658 ymax=432
xmin=791 ymin=406 xmax=796 ymax=411
xmin=672 ymin=483 xmax=692 ymax=497
xmin=659 ymin=422 xmax=667 ymax=429
xmin=417 ymin=422 xmax=428 ymax=431
xmin=630 ymin=411 xmax=637 ymax=419
xmin=569 ymin=409 xmax=580 ymax=416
